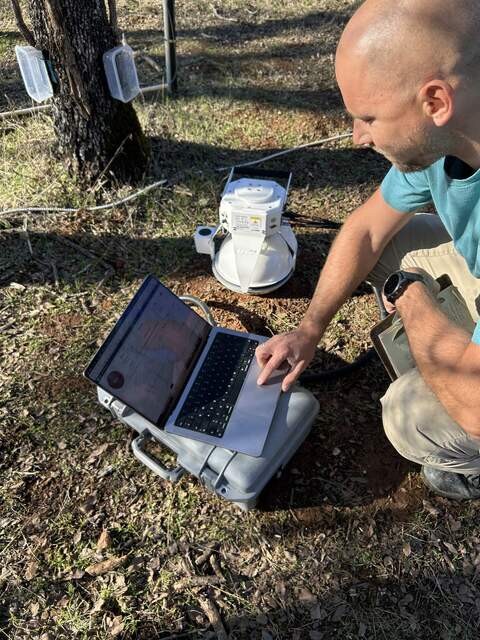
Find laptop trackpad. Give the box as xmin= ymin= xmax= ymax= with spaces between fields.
xmin=226 ymin=360 xmax=283 ymax=457
xmin=262 ymin=369 xmax=287 ymax=386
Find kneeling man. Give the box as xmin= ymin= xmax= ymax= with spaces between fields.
xmin=257 ymin=0 xmax=480 ymax=500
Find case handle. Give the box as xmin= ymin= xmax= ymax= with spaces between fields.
xmin=131 ymin=432 xmax=185 ymax=483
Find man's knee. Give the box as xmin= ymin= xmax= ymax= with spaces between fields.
xmin=380 ymin=368 xmax=480 ymax=471
xmin=380 ymin=370 xmax=424 ymax=461
xmin=380 ymin=368 xmax=449 ymax=465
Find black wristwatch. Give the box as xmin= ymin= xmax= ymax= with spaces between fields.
xmin=382 ymin=270 xmax=425 ymax=304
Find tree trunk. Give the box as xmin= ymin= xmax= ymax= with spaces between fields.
xmin=24 ymin=0 xmax=149 ymax=185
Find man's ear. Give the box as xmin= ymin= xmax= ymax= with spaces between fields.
xmin=418 ymin=80 xmax=454 ymax=126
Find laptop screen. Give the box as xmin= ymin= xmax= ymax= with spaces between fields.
xmin=85 ymin=275 xmax=211 ymax=425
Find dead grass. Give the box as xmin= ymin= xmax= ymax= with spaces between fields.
xmin=1 ymin=1 xmax=480 ymax=639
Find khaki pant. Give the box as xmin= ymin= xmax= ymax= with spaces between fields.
xmin=368 ymin=213 xmax=480 ymax=473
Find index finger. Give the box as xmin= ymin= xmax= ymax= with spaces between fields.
xmin=256 ymin=352 xmax=289 ymax=386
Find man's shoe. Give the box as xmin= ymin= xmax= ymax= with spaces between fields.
xmin=421 ymin=465 xmax=480 ymax=500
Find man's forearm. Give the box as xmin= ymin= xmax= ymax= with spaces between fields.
xmin=299 ymin=217 xmax=383 ymax=339
xmin=396 ymin=283 xmax=479 ymax=433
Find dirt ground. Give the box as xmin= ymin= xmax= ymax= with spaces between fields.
xmin=1 ymin=1 xmax=480 ymax=639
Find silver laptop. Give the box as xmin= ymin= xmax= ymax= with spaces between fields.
xmin=84 ymin=275 xmax=284 ymax=457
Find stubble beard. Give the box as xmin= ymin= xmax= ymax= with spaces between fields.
xmin=376 ymin=125 xmax=452 ymax=174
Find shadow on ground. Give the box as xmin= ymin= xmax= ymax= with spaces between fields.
xmin=258 ymin=351 xmax=410 ymax=513
xmin=148 ymin=137 xmax=388 ymax=189
xmin=0 ymin=229 xmax=327 ymax=290
xmin=162 ymin=571 xmax=480 ymax=640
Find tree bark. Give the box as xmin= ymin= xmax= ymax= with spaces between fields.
xmin=24 ymin=0 xmax=149 ymax=185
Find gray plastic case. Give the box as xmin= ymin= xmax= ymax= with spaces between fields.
xmin=99 ymin=385 xmax=319 ymax=510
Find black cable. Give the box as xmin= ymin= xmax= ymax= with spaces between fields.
xmin=290 ymin=220 xmax=342 ymax=229
xmin=298 ymin=348 xmax=376 ymax=384
xmin=283 ymin=211 xmax=342 ymax=229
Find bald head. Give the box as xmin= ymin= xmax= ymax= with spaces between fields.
xmin=337 ymin=0 xmax=480 ymax=92
xmin=335 ymin=0 xmax=480 ymax=172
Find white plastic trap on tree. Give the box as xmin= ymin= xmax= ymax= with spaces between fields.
xmin=195 ymin=170 xmax=297 ymax=295
xmin=15 ymin=46 xmax=53 ymax=103
xmin=103 ymin=42 xmax=140 ymax=103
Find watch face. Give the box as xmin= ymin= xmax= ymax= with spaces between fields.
xmin=384 ymin=272 xmax=401 ymax=297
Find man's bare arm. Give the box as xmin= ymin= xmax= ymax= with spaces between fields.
xmin=256 ymin=187 xmax=414 ymax=390
xmin=395 ymin=282 xmax=480 ymax=437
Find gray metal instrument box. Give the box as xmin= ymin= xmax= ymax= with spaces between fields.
xmin=99 ymin=385 xmax=319 ymax=510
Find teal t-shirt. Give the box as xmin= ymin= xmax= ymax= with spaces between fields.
xmin=380 ymin=157 xmax=480 ymax=344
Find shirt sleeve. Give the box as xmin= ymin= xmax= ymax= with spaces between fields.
xmin=471 ymin=321 xmax=480 ymax=345
xmin=381 ymin=165 xmax=433 ymax=213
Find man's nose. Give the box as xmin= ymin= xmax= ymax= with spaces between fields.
xmin=353 ymin=119 xmax=373 ymax=147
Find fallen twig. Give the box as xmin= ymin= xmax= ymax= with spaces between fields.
xmin=197 ymin=594 xmax=228 ymax=640
xmin=195 ymin=543 xmax=216 ymax=567
xmin=209 ymin=553 xmax=225 ymax=580
xmin=199 ymin=31 xmax=221 ymax=40
xmin=23 ymin=216 xmax=33 ymax=256
xmin=134 ymin=52 xmax=164 ymax=76
xmin=0 ymin=319 xmax=17 ymax=332
xmin=85 ymin=555 xmax=128 ymax=576
xmin=212 ymin=6 xmax=238 ymax=22
xmin=50 ymin=260 xmax=59 ymax=287
xmin=173 ymin=575 xmax=224 ymax=591
xmin=55 ymin=236 xmax=113 ymax=271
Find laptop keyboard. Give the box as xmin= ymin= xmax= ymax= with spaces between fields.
xmin=175 ymin=333 xmax=259 ymax=438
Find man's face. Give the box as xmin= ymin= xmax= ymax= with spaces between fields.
xmin=335 ymin=53 xmax=451 ymax=172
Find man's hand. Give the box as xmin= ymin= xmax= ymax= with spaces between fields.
xmin=256 ymin=328 xmax=319 ymax=392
